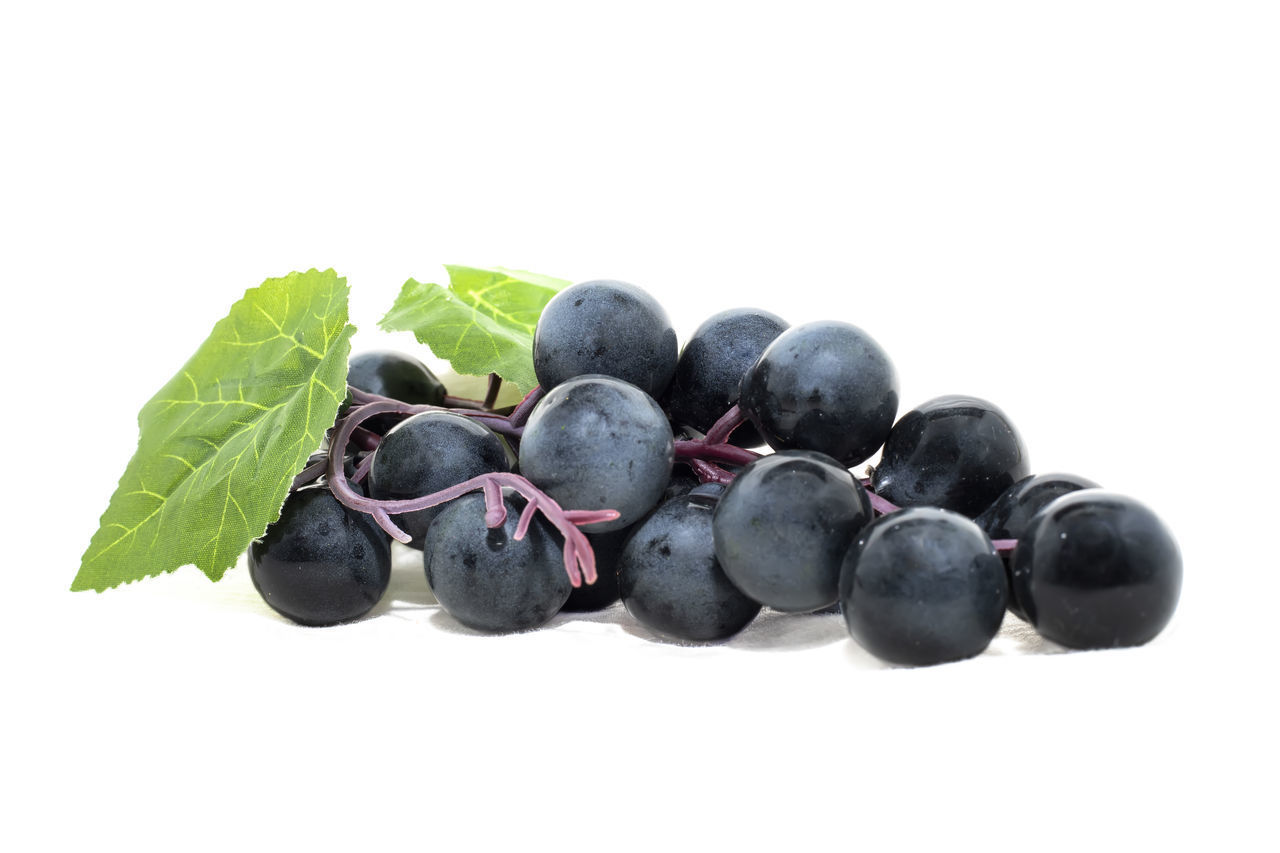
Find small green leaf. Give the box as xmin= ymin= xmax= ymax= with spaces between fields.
xmin=73 ymin=269 xmax=355 ymax=592
xmin=378 ymin=265 xmax=569 ymax=393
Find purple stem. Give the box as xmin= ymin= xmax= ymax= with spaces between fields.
xmin=673 ymin=440 xmax=761 ymax=467
xmin=291 ymin=458 xmax=329 ymax=490
xmin=483 ymin=373 xmax=501 ymax=410
xmin=668 ymin=407 xmax=762 ymax=485
xmin=351 ymin=427 xmax=382 ymax=451
xmin=327 ymin=400 xmax=615 ymax=586
xmin=866 ymin=491 xmax=900 ymax=516
xmin=703 ymin=404 xmax=747 ymax=445
xmin=442 ymin=395 xmax=488 ymax=411
xmin=347 ymin=386 xmax=525 ymax=438
xmin=441 ymin=374 xmax=504 ymax=412
xmin=686 ymin=458 xmax=736 ymax=485
xmin=508 ymin=386 xmax=545 ymax=429
xmin=351 ymin=452 xmax=375 ymax=484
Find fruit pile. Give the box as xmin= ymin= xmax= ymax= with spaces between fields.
xmin=249 ymin=279 xmax=1182 ymax=665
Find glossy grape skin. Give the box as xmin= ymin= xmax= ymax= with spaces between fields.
xmin=424 ymin=493 xmax=571 ymax=633
xmin=975 ymin=473 xmax=1101 ymax=619
xmin=533 ymin=280 xmax=679 ymax=398
xmin=367 ymin=412 xmax=511 ymax=549
xmin=346 ymin=350 xmax=447 ymax=435
xmin=712 ymin=450 xmax=873 ymax=612
xmin=560 ymin=528 xmax=629 ymax=612
xmin=840 ymin=508 xmax=1007 ymax=666
xmin=619 ymin=488 xmax=760 ymax=643
xmin=738 ymin=321 xmax=898 ymax=466
xmin=1011 ymin=491 xmax=1181 ymax=650
xmin=872 ymin=395 xmax=1029 ymax=518
xmin=248 ymin=486 xmax=391 ymax=626
xmin=518 ymin=375 xmax=674 ymax=533
xmin=665 ymin=308 xmax=789 ymax=447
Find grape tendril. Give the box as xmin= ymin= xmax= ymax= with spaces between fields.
xmin=325 ymin=395 xmax=616 ymax=586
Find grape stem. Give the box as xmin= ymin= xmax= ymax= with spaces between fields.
xmin=326 ymin=397 xmax=617 ymax=586
xmin=347 ymin=386 xmax=529 ymax=438
xmin=672 ymin=405 xmax=763 ymax=483
xmin=442 ymin=373 xmax=504 ymax=412
xmin=857 ymin=479 xmax=902 ymax=516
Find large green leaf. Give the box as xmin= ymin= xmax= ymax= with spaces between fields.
xmin=73 ymin=269 xmax=355 ymax=592
xmin=378 ymin=265 xmax=569 ymax=393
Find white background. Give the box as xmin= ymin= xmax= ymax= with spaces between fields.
xmin=3 ymin=2 xmax=1277 ymax=849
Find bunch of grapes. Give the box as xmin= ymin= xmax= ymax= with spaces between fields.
xmin=248 ymin=280 xmax=1182 ymax=665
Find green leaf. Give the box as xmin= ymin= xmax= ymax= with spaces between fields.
xmin=378 ymin=265 xmax=569 ymax=393
xmin=73 ymin=269 xmax=355 ymax=592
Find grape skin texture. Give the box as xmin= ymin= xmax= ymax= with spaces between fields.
xmin=738 ymin=320 xmax=899 ymax=466
xmin=840 ymin=507 xmax=1007 ymax=666
xmin=872 ymin=395 xmax=1029 ymax=518
xmin=975 ymin=472 xmax=1100 ymax=619
xmin=1011 ymin=491 xmax=1181 ymax=649
xmin=424 ymin=493 xmax=572 ymax=633
xmin=518 ymin=375 xmax=674 ymax=533
xmin=367 ymin=412 xmax=511 ymax=549
xmin=619 ymin=491 xmax=760 ymax=643
xmin=346 ymin=350 xmax=447 ymax=434
xmin=532 ymin=280 xmax=679 ymax=398
xmin=664 ymin=308 xmax=789 ymax=447
xmin=712 ymin=450 xmax=873 ymax=612
xmin=249 ymin=486 xmax=391 ymax=626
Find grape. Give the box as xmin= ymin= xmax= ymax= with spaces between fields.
xmin=872 ymin=395 xmax=1029 ymax=518
xmin=248 ymin=486 xmax=391 ymax=626
xmin=738 ymin=320 xmax=898 ymax=466
xmin=518 ymin=375 xmax=674 ymax=532
xmin=712 ymin=450 xmax=873 ymax=612
xmin=839 ymin=507 xmax=1007 ymax=666
xmin=665 ymin=308 xmax=789 ymax=447
xmin=619 ymin=485 xmax=760 ymax=642
xmin=975 ymin=473 xmax=1101 ymax=619
xmin=367 ymin=412 xmax=511 ymax=549
xmin=424 ymin=493 xmax=571 ymax=633
xmin=560 ymin=528 xmax=628 ymax=612
xmin=532 ymin=280 xmax=679 ymax=398
xmin=1011 ymin=491 xmax=1181 ymax=649
xmin=346 ymin=350 xmax=447 ymax=435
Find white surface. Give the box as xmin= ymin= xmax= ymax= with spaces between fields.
xmin=3 ymin=2 xmax=1277 ymax=849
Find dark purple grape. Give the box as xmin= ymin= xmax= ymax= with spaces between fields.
xmin=1011 ymin=491 xmax=1181 ymax=649
xmin=518 ymin=375 xmax=674 ymax=533
xmin=533 ymin=280 xmax=678 ymax=398
xmin=712 ymin=450 xmax=873 ymax=612
xmin=872 ymin=395 xmax=1029 ymax=518
xmin=424 ymin=493 xmax=571 ymax=633
xmin=840 ymin=507 xmax=1007 ymax=666
xmin=619 ymin=487 xmax=760 ymax=642
xmin=249 ymin=486 xmax=391 ymax=626
xmin=975 ymin=473 xmax=1101 ymax=619
xmin=665 ymin=308 xmax=788 ymax=447
xmin=738 ymin=321 xmax=898 ymax=466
